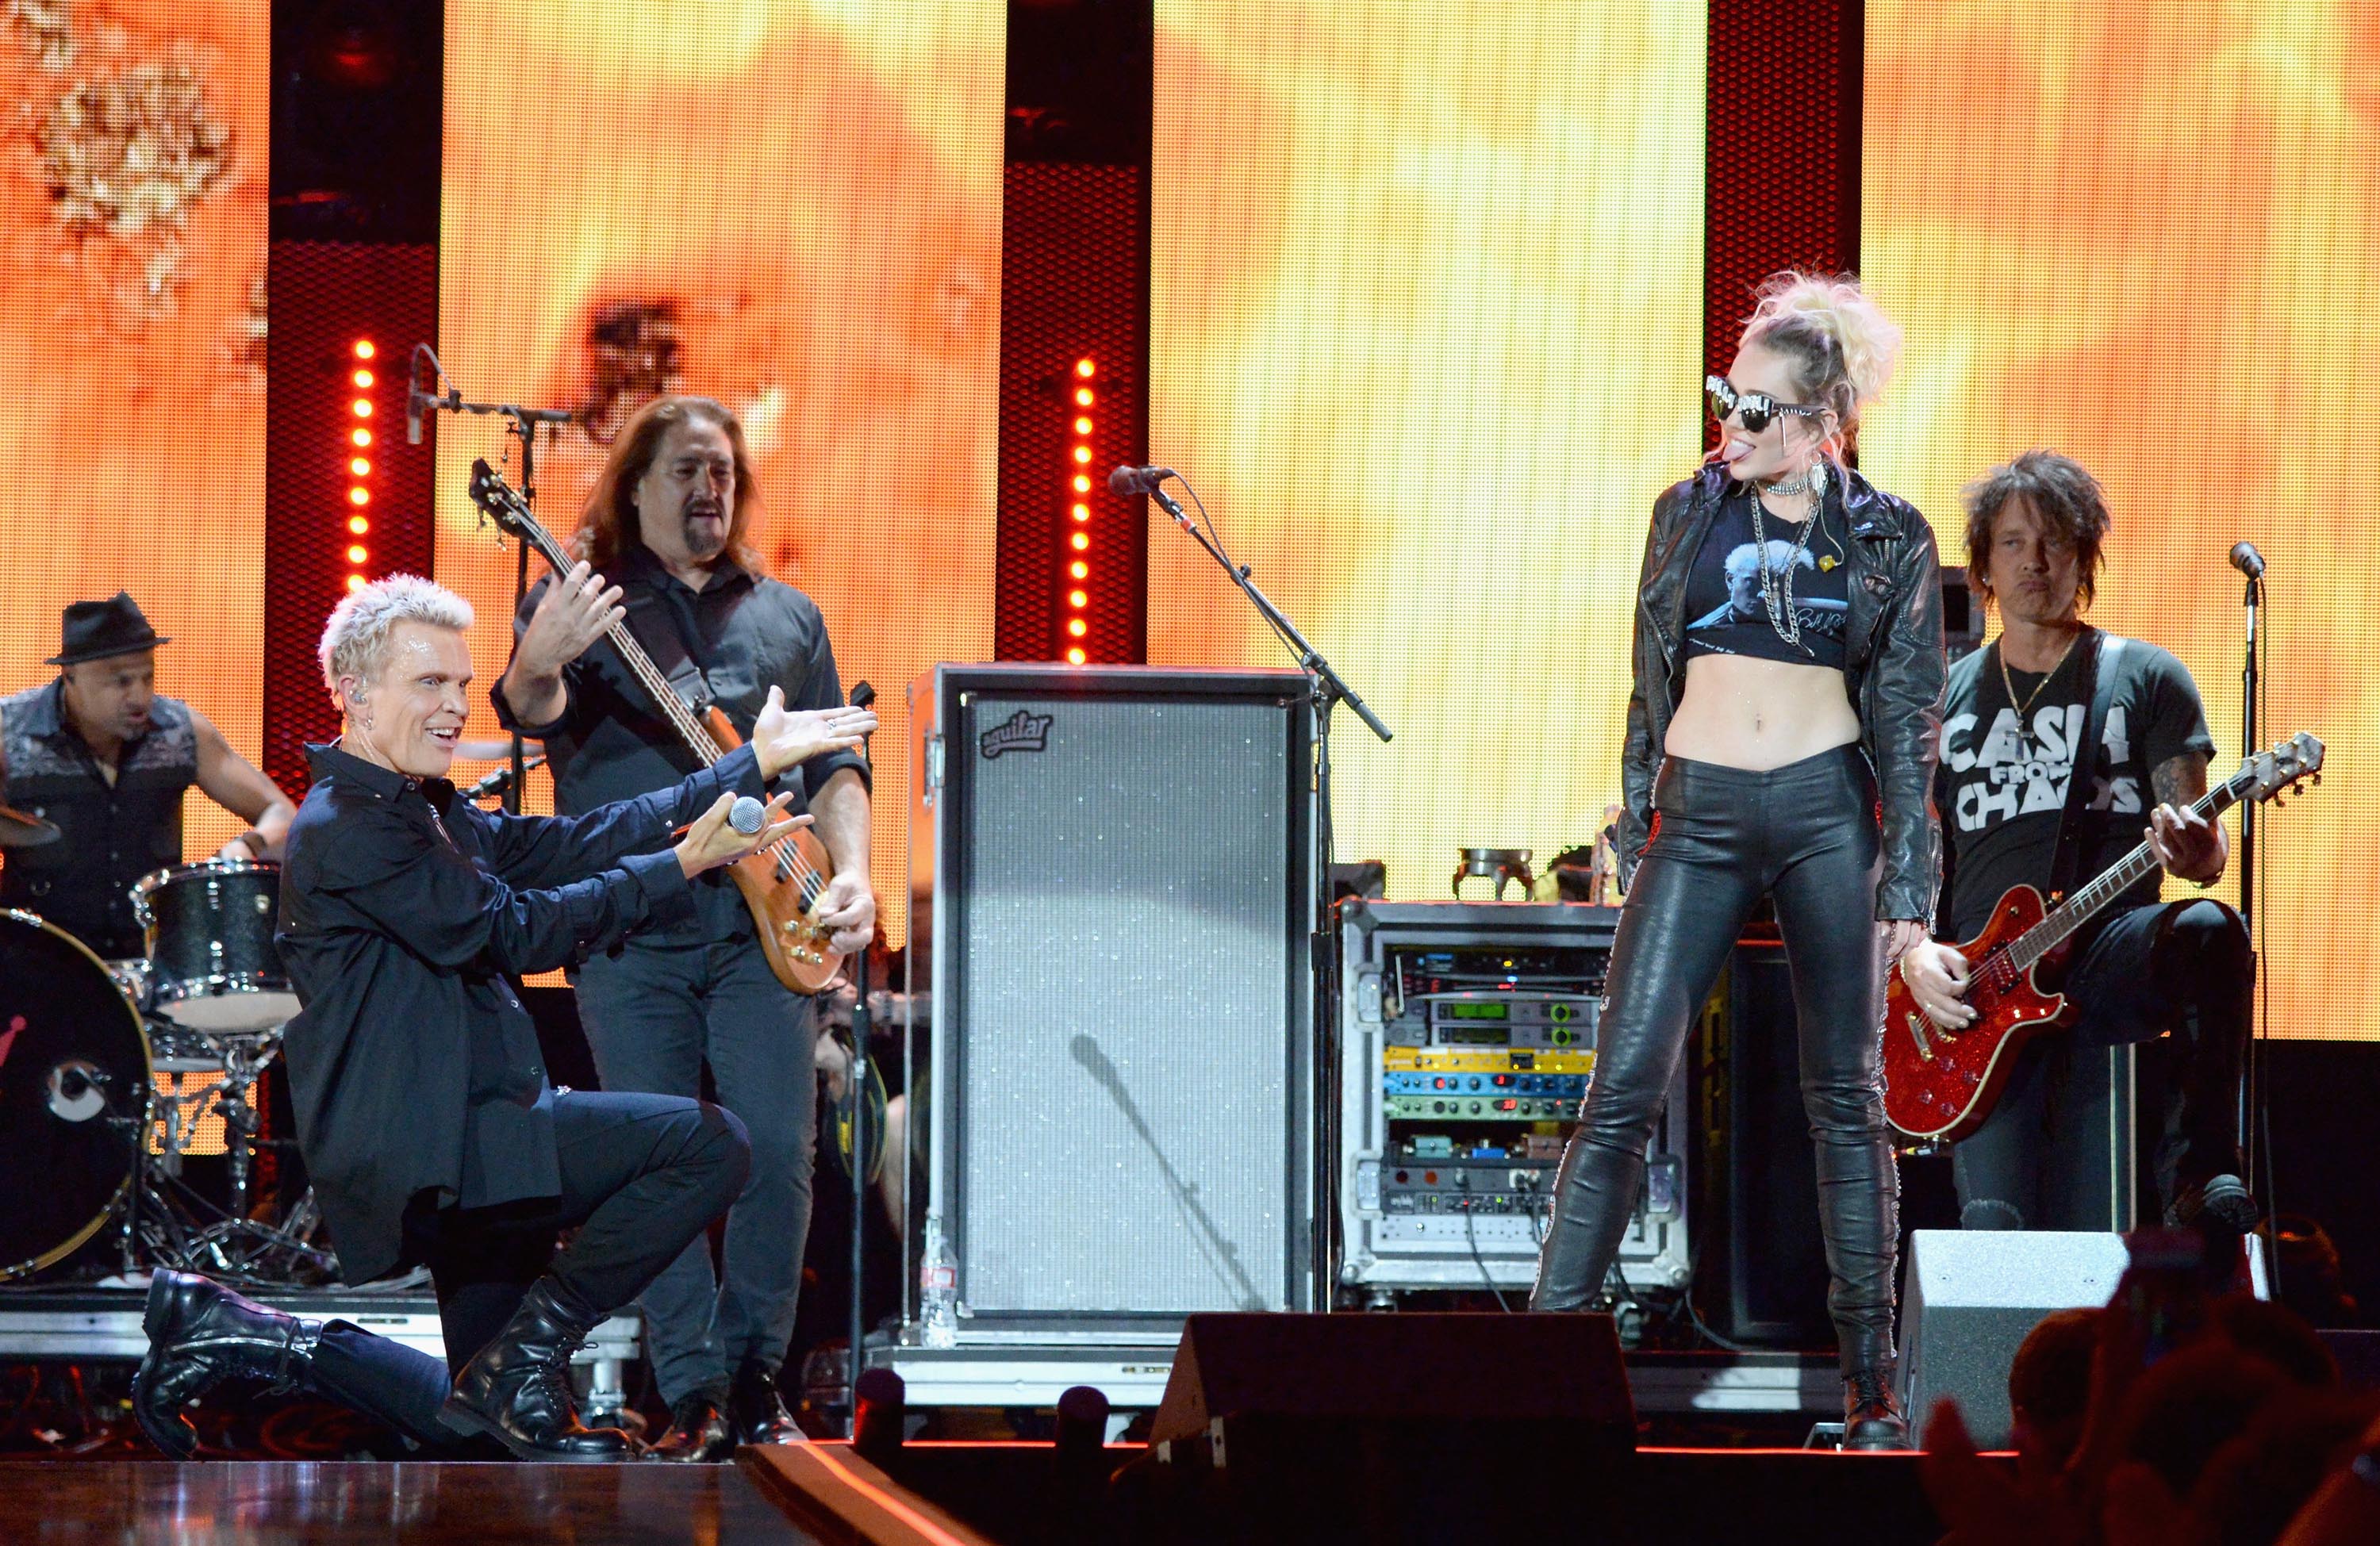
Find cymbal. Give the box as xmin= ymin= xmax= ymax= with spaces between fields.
xmin=0 ymin=803 xmax=60 ymax=847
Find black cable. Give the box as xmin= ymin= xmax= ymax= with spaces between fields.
xmin=1464 ymin=1210 xmax=1513 ymax=1314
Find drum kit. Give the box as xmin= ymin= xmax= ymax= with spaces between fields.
xmin=0 ymin=800 xmax=332 ymax=1287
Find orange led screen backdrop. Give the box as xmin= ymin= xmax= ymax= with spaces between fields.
xmin=1860 ymin=4 xmax=2367 ymax=1038
xmin=0 ymin=2 xmax=267 ymax=861
xmin=1148 ymin=4 xmax=1707 ymax=907
xmin=436 ymin=1 xmax=1004 ymax=947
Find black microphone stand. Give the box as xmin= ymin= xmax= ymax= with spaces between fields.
xmin=409 ymin=347 xmax=576 ymax=812
xmin=2237 ymin=561 xmax=2264 ymax=1189
xmin=844 ymin=681 xmax=878 ymax=1437
xmin=1148 ymin=474 xmax=1390 ymax=1303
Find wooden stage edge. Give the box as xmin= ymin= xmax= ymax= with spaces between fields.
xmin=740 ymin=1442 xmax=1002 ymax=1546
xmin=0 ymin=1444 xmax=990 ymax=1546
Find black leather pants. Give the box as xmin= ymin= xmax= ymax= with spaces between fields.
xmin=1532 ymin=747 xmax=1900 ymax=1375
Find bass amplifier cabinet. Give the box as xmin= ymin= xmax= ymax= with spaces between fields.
xmin=904 ymin=665 xmax=1321 ymax=1345
xmin=1335 ymin=901 xmax=1691 ymax=1300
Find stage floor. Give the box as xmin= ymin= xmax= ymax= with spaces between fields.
xmin=6 ymin=1459 xmax=827 ymax=1545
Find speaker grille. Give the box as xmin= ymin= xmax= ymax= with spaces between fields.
xmin=953 ymin=691 xmax=1298 ymax=1315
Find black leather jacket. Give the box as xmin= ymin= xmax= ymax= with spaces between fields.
xmin=1617 ymin=462 xmax=1948 ymax=923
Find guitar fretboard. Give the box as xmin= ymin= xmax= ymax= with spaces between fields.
xmin=2003 ymin=777 xmax=2244 ymax=972
xmin=506 ymin=512 xmax=728 ymax=769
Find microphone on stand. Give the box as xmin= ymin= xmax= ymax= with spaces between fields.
xmin=461 ymin=755 xmax=544 ymax=802
xmin=1107 ymin=465 xmax=1177 ymax=497
xmin=2229 ymin=541 xmax=2265 ymax=580
xmin=407 ymin=344 xmax=436 ymax=446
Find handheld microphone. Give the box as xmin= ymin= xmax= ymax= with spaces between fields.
xmin=1107 ymin=465 xmax=1176 ymax=498
xmin=728 ymin=796 xmax=766 ymax=835
xmin=2229 ymin=541 xmax=2265 ymax=580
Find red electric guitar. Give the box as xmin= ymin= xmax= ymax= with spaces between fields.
xmin=1883 ymin=731 xmax=2324 ymax=1144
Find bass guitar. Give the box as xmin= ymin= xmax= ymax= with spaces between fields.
xmin=1883 ymin=731 xmax=2323 ymax=1143
xmin=466 ymin=458 xmax=845 ymax=994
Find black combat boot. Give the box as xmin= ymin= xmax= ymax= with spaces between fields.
xmin=440 ymin=1278 xmax=633 ymax=1461
xmin=1843 ymin=1366 xmax=1910 ymax=1451
xmin=133 ymin=1271 xmax=323 ymax=1459
xmin=727 ymin=1357 xmax=806 ymax=1445
xmin=649 ymin=1391 xmax=735 ymax=1462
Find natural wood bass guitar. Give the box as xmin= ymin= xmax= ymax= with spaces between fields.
xmin=466 ymin=458 xmax=844 ymax=994
xmin=1883 ymin=731 xmax=2323 ymax=1144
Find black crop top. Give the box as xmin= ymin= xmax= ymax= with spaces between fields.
xmin=1679 ymin=483 xmax=1851 ymax=670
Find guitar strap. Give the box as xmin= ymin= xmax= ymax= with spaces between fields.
xmin=620 ymin=590 xmax=716 ymax=720
xmin=2044 ymin=628 xmax=2124 ymax=904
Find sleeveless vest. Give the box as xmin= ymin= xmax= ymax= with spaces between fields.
xmin=1 ymin=680 xmax=196 ymax=958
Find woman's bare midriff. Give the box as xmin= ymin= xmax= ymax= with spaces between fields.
xmin=1663 ymin=654 xmax=1861 ymax=770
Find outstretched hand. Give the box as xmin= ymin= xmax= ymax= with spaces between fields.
xmin=674 ymin=792 xmax=808 ymax=879
xmin=516 ymin=560 xmax=624 ymax=679
xmin=751 ymin=686 xmax=877 ymax=780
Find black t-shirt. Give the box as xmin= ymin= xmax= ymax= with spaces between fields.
xmin=1936 ymin=631 xmax=2217 ymax=941
xmin=1679 ymin=484 xmax=1851 ymax=670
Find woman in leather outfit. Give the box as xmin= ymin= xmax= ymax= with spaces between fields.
xmin=1531 ymin=273 xmax=1945 ymax=1450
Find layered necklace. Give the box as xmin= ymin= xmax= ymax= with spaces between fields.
xmin=1748 ymin=466 xmax=1823 ymax=649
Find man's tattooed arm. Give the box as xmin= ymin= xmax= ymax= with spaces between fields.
xmin=2152 ymin=752 xmax=2209 ymax=810
xmin=2149 ymin=750 xmax=2225 ymax=883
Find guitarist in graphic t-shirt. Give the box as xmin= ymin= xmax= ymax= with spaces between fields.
xmin=1896 ymin=451 xmax=2255 ymax=1234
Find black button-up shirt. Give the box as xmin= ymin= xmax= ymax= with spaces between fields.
xmin=275 ymin=738 xmax=763 ymax=1284
xmin=493 ymin=549 xmax=866 ymax=943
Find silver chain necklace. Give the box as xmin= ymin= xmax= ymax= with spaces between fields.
xmin=1749 ymin=484 xmax=1819 ymax=649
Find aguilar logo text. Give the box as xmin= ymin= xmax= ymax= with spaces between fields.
xmin=979 ymin=709 xmax=1054 ymax=759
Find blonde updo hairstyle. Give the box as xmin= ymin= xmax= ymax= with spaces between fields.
xmin=1737 ymin=270 xmax=1904 ymax=458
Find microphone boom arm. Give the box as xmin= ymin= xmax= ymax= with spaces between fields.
xmin=1150 ymin=480 xmax=1392 ymax=744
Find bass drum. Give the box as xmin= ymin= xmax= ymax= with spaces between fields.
xmin=0 ymin=911 xmax=151 ymax=1279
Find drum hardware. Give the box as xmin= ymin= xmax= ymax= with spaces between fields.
xmin=1451 ymin=846 xmax=1534 ymax=900
xmin=124 ymin=1024 xmax=336 ymax=1286
xmin=0 ymin=800 xmax=60 ymax=846
xmin=1 ymin=907 xmax=328 ymax=1287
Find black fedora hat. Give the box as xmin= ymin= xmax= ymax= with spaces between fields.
xmin=46 ymin=592 xmax=170 ymax=666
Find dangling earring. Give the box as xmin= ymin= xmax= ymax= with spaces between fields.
xmin=1808 ymin=458 xmax=1827 ymax=502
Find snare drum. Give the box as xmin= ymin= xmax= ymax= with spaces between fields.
xmin=132 ymin=860 xmax=300 ymax=1034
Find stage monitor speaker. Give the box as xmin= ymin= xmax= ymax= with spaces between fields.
xmin=1131 ymin=1313 xmax=1636 ymax=1544
xmin=1898 ymin=1228 xmax=2130 ymax=1448
xmin=908 ymin=666 xmax=1319 ymax=1334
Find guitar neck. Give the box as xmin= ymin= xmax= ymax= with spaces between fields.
xmin=513 ymin=513 xmax=728 ymax=769
xmin=2007 ymin=781 xmax=2237 ymax=969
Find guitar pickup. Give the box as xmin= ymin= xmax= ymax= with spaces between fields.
xmin=1903 ymin=1011 xmax=1934 ymax=1062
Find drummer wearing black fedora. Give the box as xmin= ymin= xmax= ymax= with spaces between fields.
xmin=0 ymin=592 xmax=294 ymax=959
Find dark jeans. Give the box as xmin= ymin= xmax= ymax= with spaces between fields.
xmin=1532 ymin=746 xmax=1899 ymax=1375
xmin=309 ymin=1088 xmax=751 ymax=1446
xmin=1952 ymin=898 xmax=2248 ymax=1231
xmin=574 ymin=934 xmax=818 ymax=1405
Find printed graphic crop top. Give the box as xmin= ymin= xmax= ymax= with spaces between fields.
xmin=1678 ymin=483 xmax=1851 ymax=671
